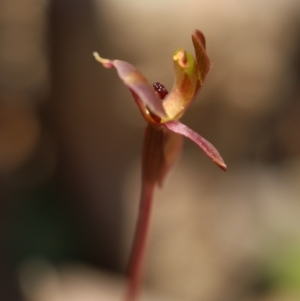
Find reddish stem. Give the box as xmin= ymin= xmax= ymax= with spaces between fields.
xmin=125 ymin=125 xmax=164 ymax=301
xmin=125 ymin=182 xmax=154 ymax=301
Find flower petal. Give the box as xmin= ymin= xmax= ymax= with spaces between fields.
xmin=159 ymin=127 xmax=183 ymax=186
xmin=192 ymin=30 xmax=211 ymax=87
xmin=142 ymin=124 xmax=165 ymax=185
xmin=142 ymin=124 xmax=183 ymax=187
xmin=162 ymin=49 xmax=199 ymax=120
xmin=164 ymin=120 xmax=227 ymax=171
xmin=93 ymin=52 xmax=167 ymax=120
xmin=162 ymin=30 xmax=211 ymax=121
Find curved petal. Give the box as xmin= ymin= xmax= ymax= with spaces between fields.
xmin=159 ymin=126 xmax=183 ymax=186
xmin=162 ymin=30 xmax=211 ymax=121
xmin=162 ymin=49 xmax=198 ymax=120
xmin=192 ymin=30 xmax=211 ymax=87
xmin=142 ymin=124 xmax=165 ymax=185
xmin=142 ymin=124 xmax=183 ymax=187
xmin=164 ymin=120 xmax=227 ymax=171
xmin=93 ymin=52 xmax=167 ymax=120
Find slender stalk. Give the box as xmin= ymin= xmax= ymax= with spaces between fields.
xmin=125 ymin=125 xmax=164 ymax=301
xmin=125 ymin=182 xmax=155 ymax=301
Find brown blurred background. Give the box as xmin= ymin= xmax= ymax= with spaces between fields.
xmin=1 ymin=0 xmax=300 ymax=300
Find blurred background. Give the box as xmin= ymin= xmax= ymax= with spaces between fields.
xmin=1 ymin=0 xmax=300 ymax=300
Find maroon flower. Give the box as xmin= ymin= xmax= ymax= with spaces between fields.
xmin=94 ymin=30 xmax=226 ymax=301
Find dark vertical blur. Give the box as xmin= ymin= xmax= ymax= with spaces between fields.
xmin=0 ymin=0 xmax=139 ymax=299
xmin=48 ymin=0 xmax=126 ymax=271
xmin=0 ymin=0 xmax=47 ymax=299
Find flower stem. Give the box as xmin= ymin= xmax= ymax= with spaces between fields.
xmin=126 ymin=125 xmax=164 ymax=301
xmin=125 ymin=182 xmax=154 ymax=301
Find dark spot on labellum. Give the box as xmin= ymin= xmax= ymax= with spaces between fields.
xmin=153 ymin=82 xmax=169 ymax=100
xmin=148 ymin=82 xmax=169 ymax=123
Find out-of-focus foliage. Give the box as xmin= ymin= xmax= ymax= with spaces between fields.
xmin=266 ymin=244 xmax=300 ymax=294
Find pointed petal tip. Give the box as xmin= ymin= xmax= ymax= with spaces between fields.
xmin=192 ymin=30 xmax=206 ymax=49
xmin=93 ymin=52 xmax=114 ymax=68
xmin=163 ymin=121 xmax=227 ymax=172
xmin=214 ymin=159 xmax=227 ymax=172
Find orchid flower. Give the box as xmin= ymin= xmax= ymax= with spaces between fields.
xmin=94 ymin=30 xmax=226 ymax=301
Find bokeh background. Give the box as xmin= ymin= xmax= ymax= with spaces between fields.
xmin=1 ymin=0 xmax=300 ymax=300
